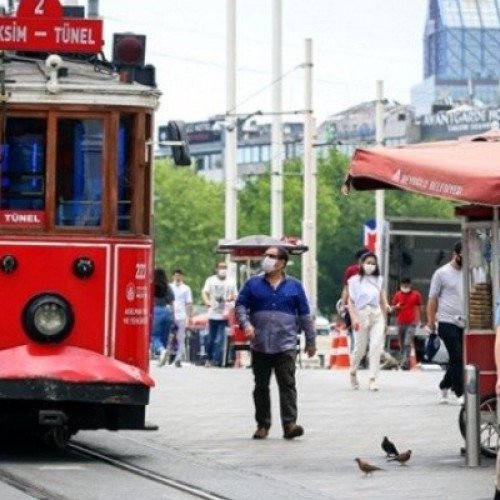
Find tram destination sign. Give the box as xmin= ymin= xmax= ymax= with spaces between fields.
xmin=0 ymin=0 xmax=103 ymax=53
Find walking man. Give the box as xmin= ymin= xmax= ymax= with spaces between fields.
xmin=202 ymin=261 xmax=237 ymax=367
xmin=235 ymin=246 xmax=316 ymax=440
xmin=426 ymin=242 xmax=464 ymax=404
xmin=167 ymin=269 xmax=193 ymax=368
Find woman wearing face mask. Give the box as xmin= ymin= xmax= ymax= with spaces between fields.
xmin=347 ymin=252 xmax=391 ymax=391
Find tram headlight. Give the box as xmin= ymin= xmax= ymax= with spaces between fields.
xmin=23 ymin=294 xmax=74 ymax=344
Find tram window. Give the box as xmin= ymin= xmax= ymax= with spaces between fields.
xmin=118 ymin=115 xmax=134 ymax=232
xmin=1 ymin=118 xmax=46 ymax=211
xmin=56 ymin=119 xmax=103 ymax=228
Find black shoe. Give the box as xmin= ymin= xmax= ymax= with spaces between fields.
xmin=283 ymin=423 xmax=304 ymax=439
xmin=253 ymin=427 xmax=269 ymax=439
xmin=174 ymin=361 xmax=181 ymax=368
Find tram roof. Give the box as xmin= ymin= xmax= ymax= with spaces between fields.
xmin=0 ymin=53 xmax=161 ymax=109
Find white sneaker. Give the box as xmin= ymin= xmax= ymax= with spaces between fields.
xmin=439 ymin=388 xmax=449 ymax=404
xmin=158 ymin=349 xmax=169 ymax=367
xmin=368 ymin=378 xmax=379 ymax=391
xmin=455 ymin=395 xmax=464 ymax=405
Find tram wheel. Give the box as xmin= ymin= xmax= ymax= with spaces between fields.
xmin=41 ymin=426 xmax=75 ymax=449
xmin=458 ymin=395 xmax=498 ymax=458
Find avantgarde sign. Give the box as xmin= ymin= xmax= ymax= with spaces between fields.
xmin=0 ymin=0 xmax=103 ymax=53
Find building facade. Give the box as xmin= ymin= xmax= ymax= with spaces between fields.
xmin=412 ymin=0 xmax=500 ymax=116
xmin=158 ymin=120 xmax=304 ymax=182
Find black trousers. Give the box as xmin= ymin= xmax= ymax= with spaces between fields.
xmin=251 ymin=349 xmax=297 ymax=430
xmin=438 ymin=322 xmax=464 ymax=397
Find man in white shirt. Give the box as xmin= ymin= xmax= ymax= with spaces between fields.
xmin=165 ymin=269 xmax=193 ymax=368
xmin=202 ymin=262 xmax=237 ymax=367
xmin=426 ymin=241 xmax=464 ymax=404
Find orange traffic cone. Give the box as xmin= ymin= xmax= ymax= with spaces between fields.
xmin=332 ymin=328 xmax=351 ymax=369
xmin=328 ymin=333 xmax=338 ymax=369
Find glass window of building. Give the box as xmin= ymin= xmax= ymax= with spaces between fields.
xmin=251 ymin=146 xmax=260 ymax=163
xmin=237 ymin=147 xmax=244 ymax=164
xmin=478 ymin=0 xmax=500 ymax=27
xmin=243 ymin=147 xmax=252 ymax=164
xmin=441 ymin=0 xmax=463 ymax=27
xmin=261 ymin=145 xmax=270 ymax=162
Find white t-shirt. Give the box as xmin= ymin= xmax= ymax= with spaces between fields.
xmin=347 ymin=274 xmax=383 ymax=311
xmin=202 ymin=275 xmax=237 ymax=320
xmin=171 ymin=282 xmax=193 ymax=321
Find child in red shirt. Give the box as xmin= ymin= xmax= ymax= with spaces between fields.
xmin=391 ymin=277 xmax=423 ymax=370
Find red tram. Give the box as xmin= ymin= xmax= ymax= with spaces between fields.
xmin=0 ymin=0 xmax=188 ymax=444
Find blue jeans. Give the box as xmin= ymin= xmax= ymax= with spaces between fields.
xmin=206 ymin=319 xmax=227 ymax=366
xmin=151 ymin=305 xmax=173 ymax=355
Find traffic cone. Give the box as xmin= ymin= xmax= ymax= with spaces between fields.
xmin=328 ymin=333 xmax=338 ymax=369
xmin=332 ymin=328 xmax=351 ymax=369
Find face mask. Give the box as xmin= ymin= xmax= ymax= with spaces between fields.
xmin=363 ymin=263 xmax=376 ymax=275
xmin=217 ymin=269 xmax=227 ymax=278
xmin=262 ymin=256 xmax=277 ymax=274
xmin=400 ymin=286 xmax=411 ymax=293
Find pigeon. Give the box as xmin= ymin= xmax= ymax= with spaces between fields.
xmin=355 ymin=458 xmax=384 ymax=476
xmin=388 ymin=449 xmax=412 ymax=465
xmin=381 ymin=436 xmax=399 ymax=457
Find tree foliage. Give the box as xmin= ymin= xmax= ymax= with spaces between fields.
xmin=154 ymin=160 xmax=224 ymax=301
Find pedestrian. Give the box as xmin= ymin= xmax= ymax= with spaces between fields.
xmin=160 ymin=269 xmax=193 ymax=368
xmin=340 ymin=247 xmax=369 ymax=351
xmin=235 ymin=245 xmax=316 ymax=440
xmin=347 ymin=252 xmax=391 ymax=391
xmin=426 ymin=241 xmax=464 ymax=404
xmin=202 ymin=261 xmax=237 ymax=367
xmin=493 ymin=299 xmax=500 ymax=500
xmin=152 ymin=268 xmax=174 ymax=360
xmin=391 ymin=277 xmax=423 ymax=370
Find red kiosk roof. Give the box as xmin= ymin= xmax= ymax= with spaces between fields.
xmin=345 ymin=129 xmax=500 ymax=206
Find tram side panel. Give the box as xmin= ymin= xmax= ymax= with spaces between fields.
xmin=0 ymin=240 xmax=108 ymax=352
xmin=112 ymin=243 xmax=153 ymax=372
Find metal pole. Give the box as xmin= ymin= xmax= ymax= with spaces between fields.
xmin=375 ymin=80 xmax=385 ymax=264
xmin=225 ymin=0 xmax=237 ymax=244
xmin=271 ymin=0 xmax=283 ymax=238
xmin=302 ymin=38 xmax=316 ymax=315
xmin=464 ymin=364 xmax=481 ymax=467
xmin=88 ymin=0 xmax=99 ymax=17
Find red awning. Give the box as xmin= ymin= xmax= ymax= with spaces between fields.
xmin=345 ymin=129 xmax=500 ymax=206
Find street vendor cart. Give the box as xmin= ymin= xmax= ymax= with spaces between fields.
xmin=455 ymin=205 xmax=498 ymax=457
xmin=345 ymin=129 xmax=500 ymax=457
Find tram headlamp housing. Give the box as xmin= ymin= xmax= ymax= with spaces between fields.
xmin=23 ymin=294 xmax=74 ymax=344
